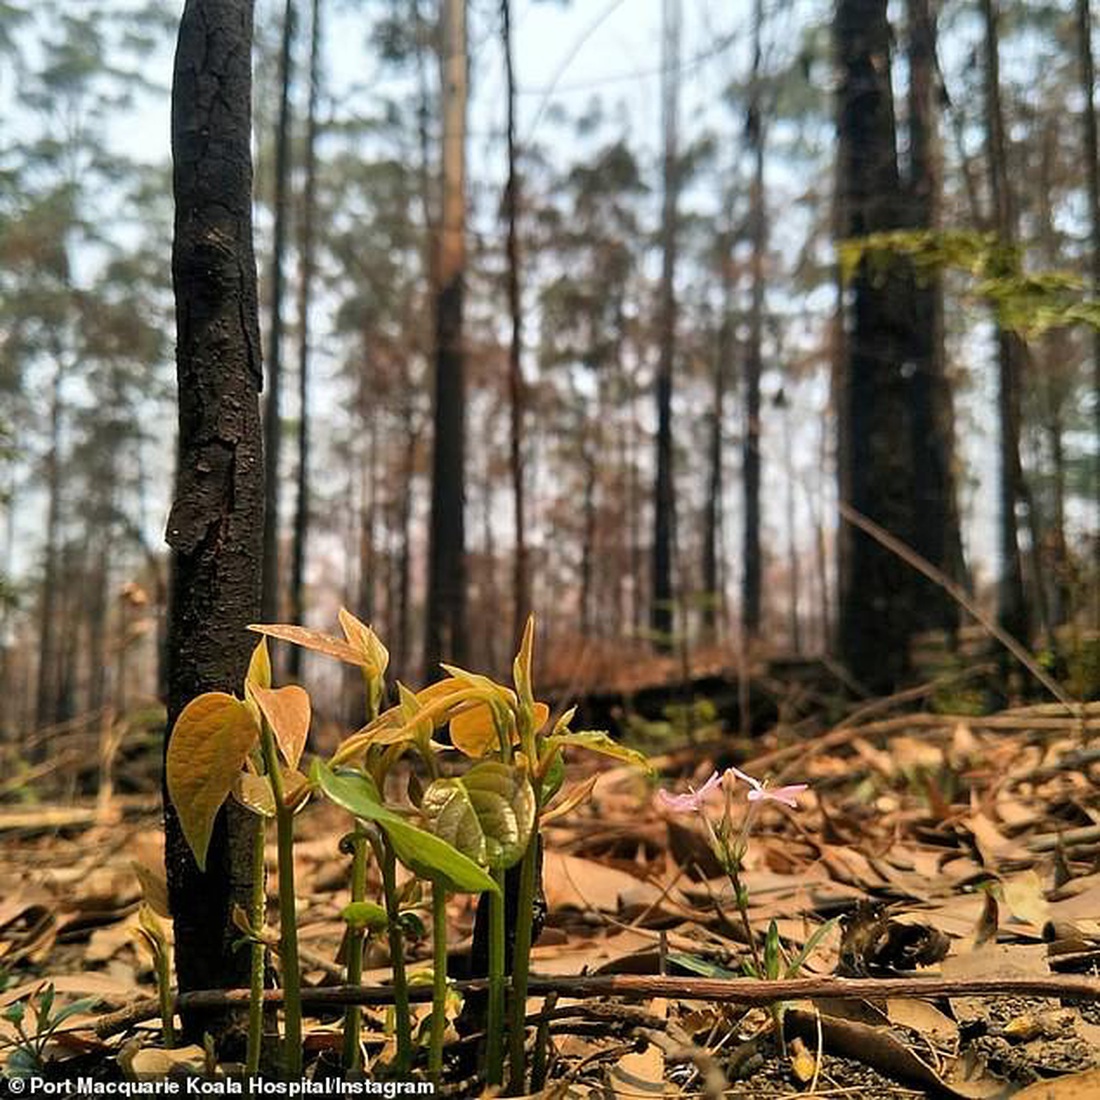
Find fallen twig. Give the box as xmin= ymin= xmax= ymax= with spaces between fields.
xmin=93 ymin=973 xmax=1100 ymax=1039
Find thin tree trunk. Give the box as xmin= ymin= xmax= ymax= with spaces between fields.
xmin=742 ymin=0 xmax=765 ymax=639
xmin=1075 ymin=0 xmax=1100 ymax=624
xmin=781 ymin=394 xmax=801 ymax=653
xmin=425 ymin=0 xmax=468 ymax=673
xmin=650 ymin=0 xmax=681 ymax=653
xmin=288 ymin=0 xmax=321 ymax=671
xmin=261 ymin=0 xmax=295 ymax=623
xmin=702 ymin=234 xmax=733 ymax=642
xmin=501 ymin=0 xmax=528 ymax=649
xmin=34 ymin=359 xmax=64 ymax=734
xmin=980 ymin=0 xmax=1029 ymax=648
xmin=165 ymin=0 xmax=264 ymax=1043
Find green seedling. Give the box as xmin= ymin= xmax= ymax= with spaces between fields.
xmin=1 ymin=983 xmax=100 ymax=1078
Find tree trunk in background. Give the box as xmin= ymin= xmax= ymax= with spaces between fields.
xmin=905 ymin=0 xmax=964 ymax=638
xmin=1076 ymin=0 xmax=1100 ymax=619
xmin=425 ymin=0 xmax=468 ymax=673
xmin=289 ymin=0 xmax=321 ymax=676
xmin=702 ymin=229 xmax=733 ymax=642
xmin=165 ymin=0 xmax=264 ymax=1043
xmin=980 ymin=0 xmax=1029 ymax=649
xmin=742 ymin=0 xmax=765 ymax=640
xmin=261 ymin=0 xmax=295 ymax=623
xmin=34 ymin=359 xmax=63 ymax=734
xmin=501 ymin=0 xmax=528 ymax=651
xmin=835 ymin=0 xmax=919 ymax=693
xmin=650 ymin=0 xmax=680 ymax=653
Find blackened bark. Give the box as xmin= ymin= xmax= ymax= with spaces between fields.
xmin=501 ymin=0 xmax=528 ymax=653
xmin=261 ymin=0 xmax=295 ymax=624
xmin=980 ymin=0 xmax=1028 ymax=647
xmin=742 ymin=0 xmax=765 ymax=640
xmin=650 ymin=0 xmax=680 ymax=653
xmin=165 ymin=0 xmax=264 ymax=1044
xmin=34 ymin=360 xmax=64 ymax=735
xmin=1076 ymin=0 xmax=1100 ymax=583
xmin=425 ymin=0 xmax=468 ymax=674
xmin=289 ymin=0 xmax=321 ymax=677
xmin=835 ymin=0 xmax=917 ymax=693
xmin=905 ymin=0 xmax=964 ymax=637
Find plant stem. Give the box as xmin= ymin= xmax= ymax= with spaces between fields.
xmin=729 ymin=865 xmax=763 ymax=977
xmin=486 ymin=866 xmax=507 ymax=1086
xmin=529 ymin=990 xmax=556 ymax=1094
xmin=429 ymin=881 xmax=448 ymax=1081
xmin=342 ymin=832 xmax=369 ymax=1072
xmin=246 ymin=817 xmax=266 ymax=1075
xmin=506 ymin=833 xmax=539 ymax=1092
xmin=156 ymin=945 xmax=175 ymax=1049
xmin=260 ymin=722 xmax=302 ymax=1077
xmin=380 ymin=838 xmax=412 ymax=1072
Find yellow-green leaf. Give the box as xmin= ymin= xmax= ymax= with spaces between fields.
xmin=166 ymin=693 xmax=259 ymax=871
xmin=421 ymin=762 xmax=536 ymax=870
xmin=249 ymin=683 xmax=311 ymax=769
xmin=246 ymin=638 xmax=272 ymax=691
xmin=247 ymin=623 xmax=365 ymax=667
xmin=338 ymin=608 xmax=390 ymax=678
xmin=542 ymin=729 xmax=653 ymax=775
xmin=232 ymin=772 xmax=276 ymax=817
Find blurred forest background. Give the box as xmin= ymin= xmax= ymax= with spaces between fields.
xmin=1 ymin=0 xmax=1099 ymax=751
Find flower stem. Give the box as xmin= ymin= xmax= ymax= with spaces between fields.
xmin=246 ymin=816 xmax=266 ymax=1075
xmin=156 ymin=944 xmax=175 ymax=1050
xmin=506 ymin=832 xmax=539 ymax=1092
xmin=259 ymin=721 xmax=302 ymax=1077
xmin=729 ymin=865 xmax=763 ymax=977
xmin=429 ymin=882 xmax=448 ymax=1081
xmin=381 ymin=838 xmax=412 ymax=1072
xmin=342 ymin=832 xmax=369 ymax=1072
xmin=486 ymin=866 xmax=507 ymax=1086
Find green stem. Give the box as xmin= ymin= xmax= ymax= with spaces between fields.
xmin=381 ymin=838 xmax=412 ymax=1072
xmin=529 ymin=990 xmax=556 ymax=1094
xmin=156 ymin=946 xmax=175 ymax=1049
xmin=486 ymin=866 xmax=507 ymax=1086
xmin=729 ymin=865 xmax=763 ymax=978
xmin=260 ymin=722 xmax=302 ymax=1077
xmin=342 ymin=833 xmax=369 ymax=1072
xmin=429 ymin=882 xmax=448 ymax=1081
xmin=246 ymin=817 xmax=266 ymax=1075
xmin=506 ymin=833 xmax=539 ymax=1092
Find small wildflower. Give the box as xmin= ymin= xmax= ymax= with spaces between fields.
xmin=655 ymin=770 xmax=722 ymax=813
xmin=726 ymin=765 xmax=808 ymax=809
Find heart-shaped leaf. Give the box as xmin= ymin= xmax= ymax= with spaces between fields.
xmin=233 ymin=772 xmax=276 ymax=817
xmin=249 ymin=683 xmax=310 ymax=769
xmin=338 ymin=608 xmax=389 ymax=678
xmin=421 ymin=762 xmax=536 ymax=870
xmin=542 ymin=729 xmax=653 ymax=774
xmin=312 ymin=760 xmax=497 ymax=895
xmin=451 ymin=701 xmax=550 ymax=758
xmin=166 ymin=693 xmax=259 ymax=871
xmin=247 ymin=638 xmax=272 ymax=690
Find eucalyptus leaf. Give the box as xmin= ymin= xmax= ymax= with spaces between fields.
xmin=542 ymin=729 xmax=653 ymax=774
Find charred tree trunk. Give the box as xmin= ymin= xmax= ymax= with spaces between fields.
xmin=835 ymin=0 xmax=918 ymax=693
xmin=1076 ymin=0 xmax=1100 ymax=621
xmin=501 ymin=0 xmax=529 ymax=650
xmin=905 ymin=0 xmax=964 ymax=639
xmin=425 ymin=0 xmax=468 ymax=673
xmin=651 ymin=0 xmax=681 ymax=653
xmin=288 ymin=0 xmax=321 ymax=676
xmin=980 ymin=0 xmax=1029 ymax=649
xmin=742 ymin=0 xmax=765 ymax=640
xmin=165 ymin=0 xmax=265 ymax=1045
xmin=34 ymin=360 xmax=64 ymax=735
xmin=261 ymin=0 xmax=295 ymax=623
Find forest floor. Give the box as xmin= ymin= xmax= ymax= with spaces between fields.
xmin=1 ymin=693 xmax=1100 ymax=1098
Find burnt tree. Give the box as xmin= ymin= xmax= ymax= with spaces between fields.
xmin=164 ymin=0 xmax=265 ymax=1043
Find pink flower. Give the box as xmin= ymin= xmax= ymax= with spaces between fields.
xmin=655 ymin=770 xmax=723 ymax=813
xmin=726 ymin=765 xmax=808 ymax=809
